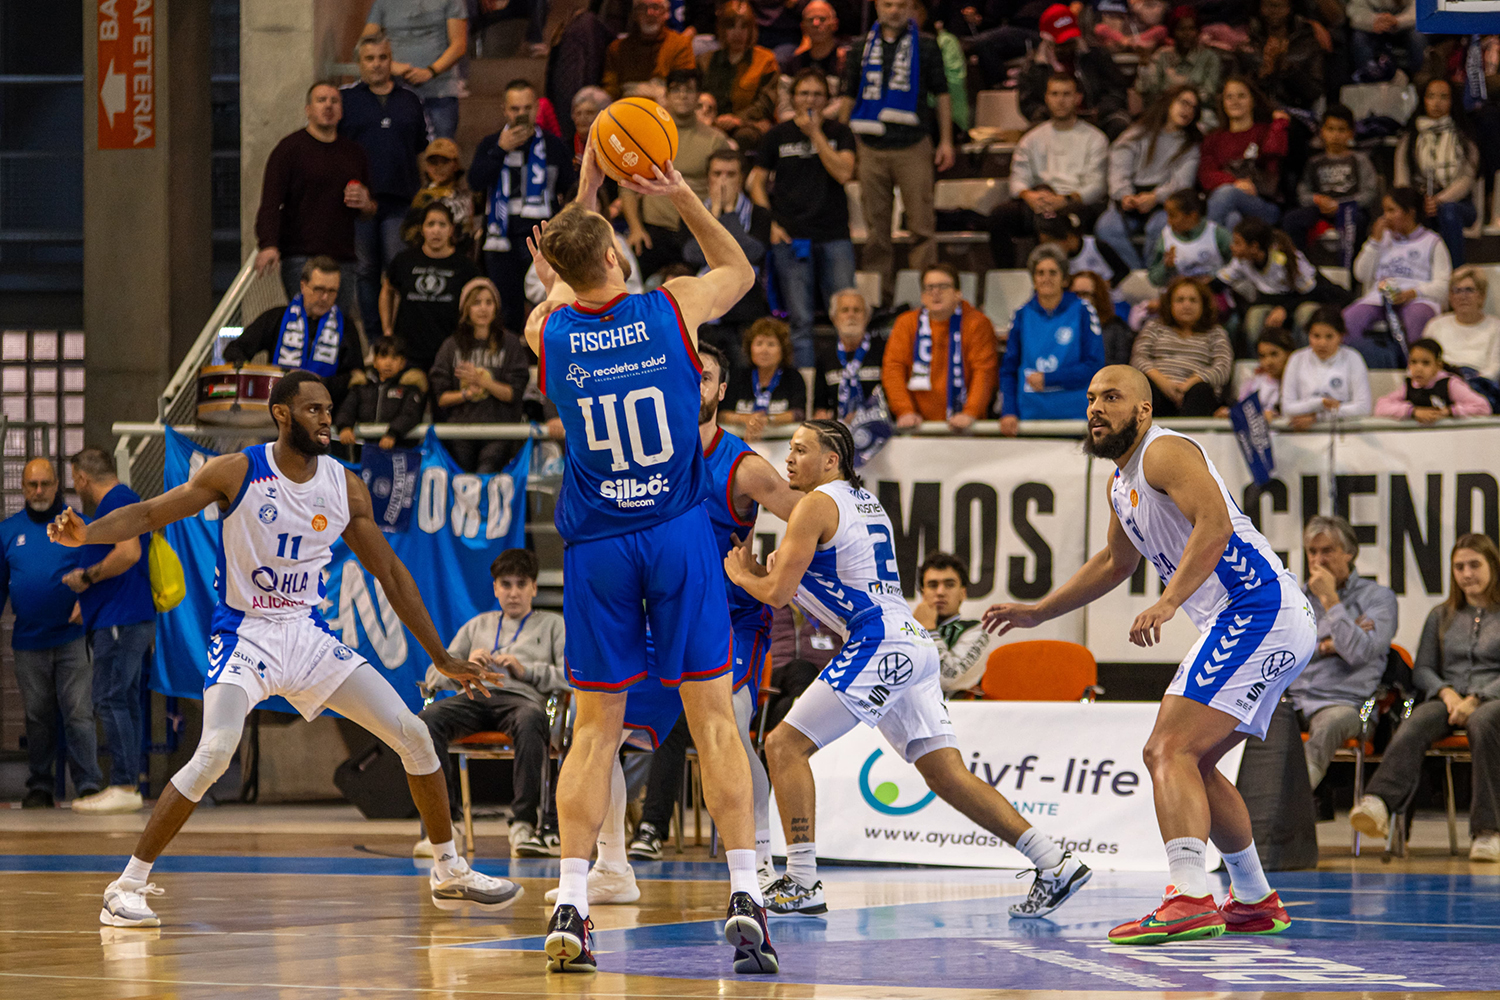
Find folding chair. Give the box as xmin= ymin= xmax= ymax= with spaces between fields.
xmin=980 ymin=640 xmax=1104 ymax=702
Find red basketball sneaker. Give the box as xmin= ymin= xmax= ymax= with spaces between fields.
xmin=1108 ymin=886 xmax=1226 ymax=945
xmin=1219 ymin=890 xmax=1291 ymax=934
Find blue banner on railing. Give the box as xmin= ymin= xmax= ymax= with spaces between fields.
xmin=1228 ymin=395 xmax=1276 ymax=486
xmin=360 ymin=444 xmax=421 ymax=533
xmin=152 ymin=427 xmax=530 ymax=711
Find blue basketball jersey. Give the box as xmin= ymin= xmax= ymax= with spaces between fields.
xmin=541 ymin=289 xmax=710 ymax=543
xmin=703 ymin=427 xmax=770 ymax=631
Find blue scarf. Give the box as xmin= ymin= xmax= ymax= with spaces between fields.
xmin=849 ymin=19 xmax=921 ymax=136
xmin=667 ymin=0 xmax=685 ymax=32
xmin=484 ymin=132 xmax=550 ymax=252
xmin=274 ymin=295 xmax=343 ymax=379
xmin=907 ymin=304 xmax=965 ymax=417
xmin=1467 ymin=35 xmax=1488 ymax=110
xmin=751 ymin=367 xmax=782 ymax=412
xmin=836 ymin=335 xmax=871 ymax=416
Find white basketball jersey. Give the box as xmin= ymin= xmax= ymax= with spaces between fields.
xmin=215 ymin=444 xmax=350 ymax=621
xmin=1109 ymin=426 xmax=1287 ymax=630
xmin=1072 ymin=235 xmax=1117 ymax=282
xmin=1163 ymin=221 xmax=1226 ymax=278
xmin=1371 ymin=227 xmax=1440 ymax=289
xmin=794 ymin=481 xmax=911 ymax=639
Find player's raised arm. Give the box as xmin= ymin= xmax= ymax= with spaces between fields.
xmin=49 ymin=452 xmax=248 ymax=548
xmin=725 ymin=491 xmax=835 ymax=608
xmin=735 ymin=452 xmax=802 ymax=522
xmin=338 ymin=468 xmax=501 ymax=698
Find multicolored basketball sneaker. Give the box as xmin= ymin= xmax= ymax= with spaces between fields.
xmin=1107 ymin=886 xmax=1226 ymax=945
xmin=1219 ymin=890 xmax=1291 ymax=934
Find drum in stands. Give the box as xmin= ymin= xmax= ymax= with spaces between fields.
xmin=197 ymin=364 xmax=283 ymax=427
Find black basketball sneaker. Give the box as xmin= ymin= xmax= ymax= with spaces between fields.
xmin=544 ymin=904 xmax=596 ymax=973
xmin=724 ymin=891 xmax=779 ymax=974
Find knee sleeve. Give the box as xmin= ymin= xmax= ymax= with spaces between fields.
xmin=391 ymin=711 xmax=441 ymax=775
xmin=171 ymin=727 xmax=242 ymax=803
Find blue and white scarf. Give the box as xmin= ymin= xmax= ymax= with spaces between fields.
xmin=667 ymin=0 xmax=686 ymax=32
xmin=484 ymin=132 xmax=550 ymax=252
xmin=751 ymin=367 xmax=782 ymax=412
xmin=274 ymin=295 xmax=343 ymax=379
xmin=907 ymin=304 xmax=965 ymax=417
xmin=849 ymin=19 xmax=920 ymax=136
xmin=836 ymin=335 xmax=871 ymax=416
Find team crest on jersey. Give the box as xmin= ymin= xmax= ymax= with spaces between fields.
xmin=1055 ymin=326 xmax=1074 ymax=345
xmin=312 ymin=515 xmax=328 ymax=531
xmin=258 ymin=504 xmax=278 ymax=524
xmin=1129 ymin=489 xmax=1139 ymax=507
xmin=334 ymin=645 xmax=354 ymax=660
xmin=567 ymin=364 xmax=589 ymax=388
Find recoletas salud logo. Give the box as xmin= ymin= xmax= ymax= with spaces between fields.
xmin=859 ymin=748 xmax=936 ymax=815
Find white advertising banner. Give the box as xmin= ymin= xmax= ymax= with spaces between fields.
xmin=770 ymin=702 xmax=1242 ymax=871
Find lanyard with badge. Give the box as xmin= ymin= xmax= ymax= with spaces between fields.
xmin=493 ymin=610 xmax=534 ymax=656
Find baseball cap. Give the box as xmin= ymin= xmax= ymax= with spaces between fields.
xmin=423 ymin=138 xmax=461 ymax=161
xmin=1039 ymin=4 xmax=1081 ymax=44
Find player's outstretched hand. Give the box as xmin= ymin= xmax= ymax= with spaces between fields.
xmin=981 ymin=602 xmax=1045 ymax=636
xmin=433 ymin=652 xmax=503 ymax=700
xmin=526 ymin=222 xmax=555 ymax=289
xmin=724 ymin=534 xmax=766 ymax=584
xmin=48 ymin=507 xmax=87 ymax=547
xmin=1128 ymin=598 xmax=1177 ymax=648
xmin=618 ymin=161 xmax=685 ymax=199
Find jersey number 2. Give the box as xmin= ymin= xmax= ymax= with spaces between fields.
xmin=578 ymin=389 xmax=675 ymax=472
xmin=866 ymin=524 xmax=900 ymax=583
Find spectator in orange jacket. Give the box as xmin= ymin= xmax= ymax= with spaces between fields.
xmin=882 ymin=264 xmax=999 ymax=430
xmin=603 ymin=0 xmax=697 ymax=99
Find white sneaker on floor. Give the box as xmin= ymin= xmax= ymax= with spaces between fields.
xmin=430 ymin=858 xmax=524 ymax=911
xmin=1349 ymin=794 xmax=1390 ymax=839
xmin=100 ymin=879 xmax=164 ymax=927
xmin=757 ymin=859 xmax=777 ymax=894
xmin=544 ymin=862 xmax=642 ymax=905
xmin=413 ymin=823 xmax=463 ymax=859
xmin=1470 ymin=831 xmax=1500 ymax=862
xmin=74 ymin=786 xmax=144 ymax=814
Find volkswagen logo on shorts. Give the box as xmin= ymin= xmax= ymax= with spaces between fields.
xmin=251 ymin=566 xmax=278 ymax=592
xmin=1261 ymin=650 xmax=1297 ymax=681
xmin=258 ymin=503 xmax=278 ymax=524
xmin=877 ymin=652 xmax=914 ymax=686
xmin=333 ymin=645 xmax=354 ymax=660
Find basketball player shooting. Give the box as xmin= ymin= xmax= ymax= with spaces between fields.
xmin=983 ymin=365 xmax=1318 ymax=944
xmin=521 ymin=146 xmax=779 ymax=975
xmin=50 ymin=371 xmax=522 ymax=927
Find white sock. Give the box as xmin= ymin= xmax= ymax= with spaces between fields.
xmin=755 ymin=829 xmax=772 ymax=870
xmin=727 ymin=848 xmax=763 ymax=905
xmin=556 ymin=857 xmax=591 ymax=918
xmin=431 ymin=841 xmax=462 ymax=881
xmin=1015 ymin=827 xmax=1065 ymax=870
xmin=120 ymin=856 xmax=153 ymax=885
xmin=597 ymin=759 xmax=630 ymax=871
xmin=785 ymin=842 xmax=817 ymax=888
xmin=1164 ymin=837 xmax=1209 ymax=897
xmin=1221 ymin=842 xmax=1273 ymax=902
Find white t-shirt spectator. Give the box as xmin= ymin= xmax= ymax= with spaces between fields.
xmin=1280 ymin=344 xmax=1372 ymax=421
xmin=1009 ymin=119 xmax=1110 ymax=205
xmin=1422 ymin=312 xmax=1500 ymax=382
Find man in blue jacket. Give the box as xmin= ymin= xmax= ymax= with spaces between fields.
xmin=66 ymin=449 xmax=156 ymax=815
xmin=1 ymin=458 xmax=100 ymax=808
xmin=999 ymin=244 xmax=1105 ymax=434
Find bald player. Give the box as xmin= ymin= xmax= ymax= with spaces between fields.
xmin=984 ymin=366 xmax=1317 ymax=945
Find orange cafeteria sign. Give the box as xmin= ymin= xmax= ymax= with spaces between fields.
xmin=97 ymin=0 xmax=155 ymax=149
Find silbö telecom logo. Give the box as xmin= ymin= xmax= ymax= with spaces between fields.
xmin=859 ymin=749 xmax=935 ymax=815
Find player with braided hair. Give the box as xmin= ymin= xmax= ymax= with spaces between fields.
xmin=725 ymin=421 xmax=1091 ymax=918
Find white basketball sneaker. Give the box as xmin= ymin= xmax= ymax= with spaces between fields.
xmin=1349 ymin=795 xmax=1390 ymax=839
xmin=764 ymin=875 xmax=827 ymax=915
xmin=100 ymin=879 xmax=164 ymax=927
xmin=430 ymin=857 xmax=524 ymax=912
xmin=1008 ymin=854 xmax=1092 ymax=918
xmin=544 ymin=862 xmax=641 ymax=905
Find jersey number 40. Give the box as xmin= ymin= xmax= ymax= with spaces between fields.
xmin=579 ymin=389 xmax=675 ymax=472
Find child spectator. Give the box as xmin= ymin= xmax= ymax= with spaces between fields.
xmin=1344 ymin=187 xmax=1452 ymax=366
xmin=1233 ymin=325 xmax=1296 ymax=417
xmin=1148 ymin=188 xmax=1232 ymax=287
xmin=1214 ymin=217 xmax=1323 ymax=352
xmin=1097 ymin=85 xmax=1203 ymax=272
xmin=1374 ymin=338 xmax=1493 ymax=421
xmin=1282 ymin=307 xmax=1373 ymax=430
xmin=409 ymin=138 xmax=477 ymax=250
xmin=1038 ymin=213 xmax=1129 ymax=287
xmin=1394 ymin=76 xmax=1480 ymax=266
xmin=336 ymin=336 xmax=429 ymax=455
xmin=1282 ymin=105 xmax=1380 ymax=254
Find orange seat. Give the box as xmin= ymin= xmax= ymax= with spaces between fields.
xmin=981 ymin=640 xmax=1100 ymax=702
xmin=1392 ymin=644 xmax=1414 ymax=670
xmin=1432 ymin=733 xmax=1471 ymax=751
xmin=452 ymin=731 xmax=513 ymax=748
xmin=1301 ymin=731 xmax=1374 ymax=755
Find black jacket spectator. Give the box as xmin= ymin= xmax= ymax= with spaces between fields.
xmin=755 ymin=118 xmax=857 ymax=242
xmin=430 ymin=329 xmax=532 ymax=473
xmin=337 ymin=81 xmax=428 ymax=208
xmin=813 ymin=334 xmax=886 ymax=415
xmin=224 ymin=304 xmax=365 ymax=408
xmin=722 ymin=363 xmax=808 ymax=420
xmin=254 ymin=129 xmax=371 ymax=263
xmin=335 ymin=367 xmax=429 ymax=443
xmin=384 ymin=246 xmax=482 ymax=373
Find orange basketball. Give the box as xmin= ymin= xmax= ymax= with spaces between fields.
xmin=590 ymin=97 xmax=679 ymax=183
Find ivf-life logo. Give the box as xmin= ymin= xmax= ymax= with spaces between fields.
xmin=858 ymin=748 xmax=936 ymax=815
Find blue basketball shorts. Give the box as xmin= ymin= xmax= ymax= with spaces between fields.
xmin=624 ymin=618 xmax=769 ymax=746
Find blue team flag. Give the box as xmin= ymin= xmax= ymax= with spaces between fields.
xmin=1229 ymin=394 xmax=1276 ymax=486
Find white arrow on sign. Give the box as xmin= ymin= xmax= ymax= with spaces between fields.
xmin=100 ymin=59 xmax=126 ymax=125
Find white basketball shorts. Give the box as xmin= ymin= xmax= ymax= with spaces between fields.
xmin=206 ymin=610 xmax=367 ymax=721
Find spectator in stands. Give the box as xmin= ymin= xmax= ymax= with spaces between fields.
xmin=1072 ymin=270 xmax=1134 ymax=365
xmin=2 ymin=458 xmax=99 ymax=810
xmin=339 ymin=32 xmax=430 ymax=336
xmin=254 ymin=82 xmax=373 ymax=320
xmin=1214 ymin=217 xmax=1323 ymax=352
xmin=65 ymin=448 xmax=154 ymax=816
xmin=838 ymin=0 xmax=954 ymax=303
xmin=1017 ymin=4 xmax=1131 ymax=139
xmin=569 ymin=87 xmax=611 ymax=171
xmin=1288 ymin=515 xmax=1399 ymax=792
xmin=1351 ymin=533 xmax=1500 ymax=863
xmin=999 ymin=246 xmax=1104 ymax=434
xmin=1037 ymin=213 xmax=1129 ymax=287
xmin=1344 ymin=187 xmax=1452 ymax=360
xmin=1237 ymin=0 xmax=1325 ymax=113
xmin=1147 ymin=188 xmax=1232 ymax=287
xmin=781 ymin=0 xmax=848 ymax=98
xmin=1281 ymin=307 xmax=1373 ymax=430
xmin=623 ymin=68 xmax=732 ymax=280
xmin=380 ymin=202 xmax=482 ymax=375
xmin=719 ymin=318 xmax=807 ymax=439
xmin=750 ymin=69 xmax=857 ymax=368
xmin=700 ymin=1 xmax=781 ymax=148
xmin=683 ymin=149 xmax=773 ymax=355
xmin=1348 ymin=0 xmax=1426 ymax=80
xmin=1130 ymin=276 xmax=1233 ymax=416
xmin=1231 ymin=324 xmax=1295 ymax=416
xmin=913 ymin=552 xmax=991 ymax=697
xmin=813 ymin=288 xmax=886 ymax=418
xmin=1200 ymin=77 xmax=1288 ymax=230
xmin=1133 ymin=6 xmax=1222 ymax=120
xmin=603 ymin=0 xmax=697 ymax=98
xmin=411 ymin=139 xmax=477 ymax=250
xmin=1394 ymin=76 xmax=1479 ymax=267
xmin=336 ymin=336 xmax=428 ymax=454
xmin=1426 ymin=266 xmax=1500 ymax=398
xmin=362 ymin=0 xmax=467 ymax=138
xmin=417 ymin=548 xmax=566 ymax=858
xmin=1092 ymin=0 xmax=1168 ymax=56
xmin=1096 ymin=85 xmax=1203 ymax=272
xmin=429 ymin=277 xmax=531 ymax=473
xmin=1375 ymin=338 xmax=1493 ymax=420
xmin=471 ymin=80 xmax=576 ymax=334
xmin=989 ymin=73 xmax=1109 ymax=269
xmin=884 ymin=263 xmax=998 ymax=431
xmin=1282 ymin=105 xmax=1379 ymax=255
xmin=930 ymin=10 xmax=971 ymax=139
xmin=546 ymin=2 xmax=615 ymax=151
